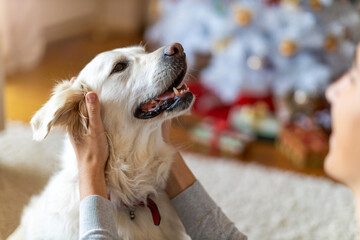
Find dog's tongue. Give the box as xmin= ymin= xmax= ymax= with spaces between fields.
xmin=141 ymin=101 xmax=157 ymax=111
xmin=140 ymin=90 xmax=175 ymax=111
xmin=156 ymin=89 xmax=175 ymax=101
xmin=141 ymin=85 xmax=190 ymax=111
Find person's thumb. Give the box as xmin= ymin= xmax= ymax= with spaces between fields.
xmin=85 ymin=92 xmax=102 ymax=130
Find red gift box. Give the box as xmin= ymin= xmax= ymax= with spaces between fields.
xmin=277 ymin=124 xmax=329 ymax=168
xmin=188 ymin=80 xmax=275 ymax=121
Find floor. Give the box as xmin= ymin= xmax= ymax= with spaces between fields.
xmin=170 ymin=116 xmax=327 ymax=178
xmin=4 ymin=33 xmax=328 ymax=178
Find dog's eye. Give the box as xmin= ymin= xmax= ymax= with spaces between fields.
xmin=111 ymin=62 xmax=128 ymax=74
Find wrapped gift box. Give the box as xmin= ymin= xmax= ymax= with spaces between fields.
xmin=190 ymin=119 xmax=253 ymax=157
xmin=229 ymin=103 xmax=279 ymax=140
xmin=277 ymin=124 xmax=329 ymax=168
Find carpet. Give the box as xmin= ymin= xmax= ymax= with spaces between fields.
xmin=0 ymin=123 xmax=357 ymax=240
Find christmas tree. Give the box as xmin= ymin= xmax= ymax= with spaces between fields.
xmin=146 ymin=0 xmax=360 ymax=103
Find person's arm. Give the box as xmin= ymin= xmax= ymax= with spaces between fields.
xmin=68 ymin=85 xmax=118 ymax=240
xmin=79 ymin=195 xmax=118 ymax=240
xmin=162 ymin=120 xmax=196 ymax=199
xmin=163 ymin=121 xmax=247 ymax=240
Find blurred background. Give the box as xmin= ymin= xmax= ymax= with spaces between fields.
xmin=1 ymin=0 xmax=360 ymax=177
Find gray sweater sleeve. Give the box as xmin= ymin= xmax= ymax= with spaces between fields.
xmin=79 ymin=195 xmax=118 ymax=240
xmin=79 ymin=182 xmax=246 ymax=240
xmin=171 ymin=180 xmax=247 ymax=240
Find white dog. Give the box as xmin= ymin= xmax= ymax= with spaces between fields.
xmin=7 ymin=43 xmax=194 ymax=240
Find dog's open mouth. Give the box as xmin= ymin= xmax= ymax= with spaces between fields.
xmin=134 ymin=71 xmax=194 ymax=119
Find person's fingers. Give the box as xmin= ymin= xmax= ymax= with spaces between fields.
xmin=70 ymin=76 xmax=77 ymax=84
xmin=85 ymin=92 xmax=103 ymax=131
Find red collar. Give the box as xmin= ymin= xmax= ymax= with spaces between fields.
xmin=121 ymin=196 xmax=161 ymax=226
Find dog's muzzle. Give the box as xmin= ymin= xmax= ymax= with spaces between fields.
xmin=134 ymin=43 xmax=194 ymax=119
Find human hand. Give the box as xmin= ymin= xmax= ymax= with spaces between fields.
xmin=68 ymin=77 xmax=109 ymax=200
xmin=70 ymin=91 xmax=109 ymax=173
xmin=162 ymin=120 xmax=196 ymax=199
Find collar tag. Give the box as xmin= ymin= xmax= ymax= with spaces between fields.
xmin=123 ymin=197 xmax=161 ymax=226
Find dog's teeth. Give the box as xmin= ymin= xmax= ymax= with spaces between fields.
xmin=173 ymin=87 xmax=180 ymax=96
xmin=181 ymin=81 xmax=187 ymax=88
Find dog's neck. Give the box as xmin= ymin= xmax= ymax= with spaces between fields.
xmin=104 ymin=118 xmax=174 ymax=205
xmin=106 ymin=119 xmax=169 ymax=160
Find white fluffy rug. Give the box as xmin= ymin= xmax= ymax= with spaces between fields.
xmin=0 ymin=123 xmax=357 ymax=240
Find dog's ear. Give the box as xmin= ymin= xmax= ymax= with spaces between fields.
xmin=31 ymin=81 xmax=91 ymax=141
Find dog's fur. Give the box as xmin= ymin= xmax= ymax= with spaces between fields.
xmin=7 ymin=45 xmax=194 ymax=240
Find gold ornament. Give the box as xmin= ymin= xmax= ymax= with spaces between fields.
xmin=279 ymin=40 xmax=298 ymax=57
xmin=282 ymin=0 xmax=300 ymax=7
xmin=212 ymin=37 xmax=232 ymax=52
xmin=324 ymin=35 xmax=338 ymax=52
xmin=309 ymin=0 xmax=322 ymax=10
xmin=234 ymin=7 xmax=252 ymax=27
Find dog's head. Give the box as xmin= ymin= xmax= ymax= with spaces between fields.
xmin=31 ymin=43 xmax=194 ymax=141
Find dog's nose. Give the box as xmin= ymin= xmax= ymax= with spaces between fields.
xmin=163 ymin=43 xmax=184 ymax=57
